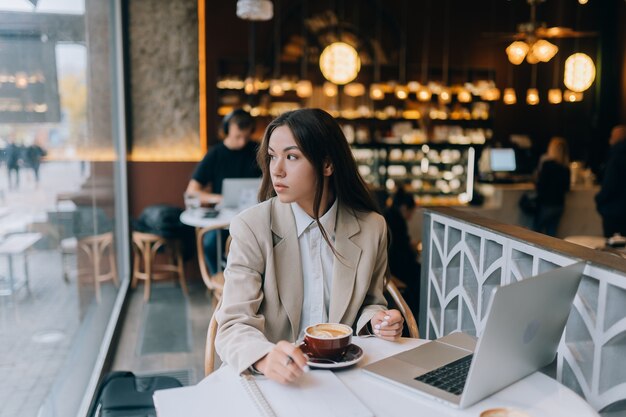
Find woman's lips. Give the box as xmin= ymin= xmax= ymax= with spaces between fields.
xmin=273 ymin=182 xmax=287 ymax=192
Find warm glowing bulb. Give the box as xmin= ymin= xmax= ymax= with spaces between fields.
xmin=548 ymin=88 xmax=562 ymax=104
xmin=295 ymin=80 xmax=313 ymax=98
xmin=344 ymin=82 xmax=366 ymax=97
xmin=503 ymin=88 xmax=517 ymax=105
xmin=323 ymin=81 xmax=338 ymax=97
xmin=564 ymin=89 xmax=583 ymax=102
xmin=530 ymin=40 xmax=558 ymax=62
xmin=269 ymin=80 xmax=284 ymax=96
xmin=526 ymin=88 xmax=540 ymax=105
xmin=578 ymin=0 xmax=588 ymax=4
xmin=370 ymin=84 xmax=384 ymax=100
xmin=319 ymin=42 xmax=361 ymax=85
xmin=564 ymin=53 xmax=596 ymax=92
xmin=244 ymin=76 xmax=257 ymax=94
xmin=417 ymin=86 xmax=432 ymax=101
xmin=439 ymin=88 xmax=451 ymax=104
xmin=457 ymin=88 xmax=472 ymax=103
xmin=506 ymin=41 xmax=529 ymax=65
xmin=395 ymin=85 xmax=409 ymax=100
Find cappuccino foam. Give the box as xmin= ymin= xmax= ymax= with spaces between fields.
xmin=308 ymin=324 xmax=351 ymax=339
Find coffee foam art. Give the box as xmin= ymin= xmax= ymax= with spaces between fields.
xmin=306 ymin=323 xmax=352 ymax=339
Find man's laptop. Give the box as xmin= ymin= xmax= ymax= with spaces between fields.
xmin=364 ymin=262 xmax=585 ymax=408
xmin=219 ymin=178 xmax=262 ymax=210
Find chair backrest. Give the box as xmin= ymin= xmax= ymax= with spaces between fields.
xmin=205 ymin=298 xmax=222 ymax=376
xmin=385 ymin=278 xmax=420 ymax=338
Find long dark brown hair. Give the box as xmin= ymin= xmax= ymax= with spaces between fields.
xmin=257 ymin=109 xmax=380 ymax=249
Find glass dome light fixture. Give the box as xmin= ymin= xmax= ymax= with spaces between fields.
xmin=236 ymin=0 xmax=273 ymax=21
xmin=295 ymin=80 xmax=313 ymax=98
xmin=503 ymin=88 xmax=517 ymax=105
xmin=345 ymin=82 xmax=366 ymax=97
xmin=506 ymin=41 xmax=530 ymax=65
xmin=369 ymin=83 xmax=385 ymax=100
xmin=322 ymin=81 xmax=338 ymax=97
xmin=526 ymin=88 xmax=540 ymax=105
xmin=564 ymin=53 xmax=595 ymax=93
xmin=319 ymin=42 xmax=361 ymax=85
xmin=548 ymin=88 xmax=562 ymax=104
xmin=530 ymin=39 xmax=558 ymax=63
xmin=564 ymin=89 xmax=583 ymax=102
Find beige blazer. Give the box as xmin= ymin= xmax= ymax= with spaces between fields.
xmin=215 ymin=197 xmax=388 ymax=374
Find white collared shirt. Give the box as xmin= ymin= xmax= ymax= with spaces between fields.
xmin=291 ymin=200 xmax=338 ymax=340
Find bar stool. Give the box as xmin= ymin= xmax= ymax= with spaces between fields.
xmin=131 ymin=231 xmax=188 ymax=301
xmin=76 ymin=232 xmax=119 ymax=303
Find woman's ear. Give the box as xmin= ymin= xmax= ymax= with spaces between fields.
xmin=323 ymin=160 xmax=334 ymax=176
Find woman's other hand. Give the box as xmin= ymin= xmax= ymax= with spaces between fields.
xmin=253 ymin=340 xmax=309 ymax=384
xmin=370 ymin=309 xmax=404 ymax=341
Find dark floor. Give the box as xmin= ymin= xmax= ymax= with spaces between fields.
xmin=111 ymin=280 xmax=216 ymax=386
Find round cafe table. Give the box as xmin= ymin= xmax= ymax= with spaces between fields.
xmin=180 ymin=208 xmax=238 ymax=277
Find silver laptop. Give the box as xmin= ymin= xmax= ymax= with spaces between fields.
xmin=219 ymin=178 xmax=262 ymax=210
xmin=364 ymin=262 xmax=585 ymax=408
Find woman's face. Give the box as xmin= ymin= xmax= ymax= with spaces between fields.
xmin=268 ymin=125 xmax=327 ymax=215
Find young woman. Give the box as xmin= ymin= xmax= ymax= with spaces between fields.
xmin=533 ymin=137 xmax=571 ymax=236
xmin=215 ymin=108 xmax=404 ymax=384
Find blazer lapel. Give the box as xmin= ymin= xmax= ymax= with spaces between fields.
xmin=270 ymin=199 xmax=303 ymax=339
xmin=329 ymin=205 xmax=362 ymax=323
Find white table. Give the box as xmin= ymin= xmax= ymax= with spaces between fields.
xmin=0 ymin=232 xmax=42 ymax=297
xmin=180 ymin=208 xmax=238 ymax=273
xmin=156 ymin=337 xmax=598 ymax=417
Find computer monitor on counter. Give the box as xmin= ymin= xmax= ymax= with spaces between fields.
xmin=489 ymin=148 xmax=517 ymax=172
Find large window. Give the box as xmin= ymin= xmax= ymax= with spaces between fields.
xmin=0 ymin=1 xmax=128 ymax=416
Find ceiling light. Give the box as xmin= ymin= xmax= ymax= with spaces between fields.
xmin=323 ymin=81 xmax=338 ymax=97
xmin=503 ymin=88 xmax=517 ymax=105
xmin=564 ymin=89 xmax=583 ymax=102
xmin=530 ymin=39 xmax=558 ymax=63
xmin=295 ymin=80 xmax=313 ymax=98
xmin=417 ymin=86 xmax=432 ymax=102
xmin=526 ymin=88 xmax=540 ymax=105
xmin=236 ymin=0 xmax=273 ymax=21
xmin=548 ymin=88 xmax=562 ymax=104
xmin=370 ymin=84 xmax=384 ymax=100
xmin=457 ymin=88 xmax=472 ymax=103
xmin=319 ymin=42 xmax=361 ymax=85
xmin=395 ymin=85 xmax=409 ymax=100
xmin=506 ymin=41 xmax=529 ymax=65
xmin=564 ymin=53 xmax=595 ymax=92
xmin=345 ymin=82 xmax=366 ymax=97
xmin=439 ymin=88 xmax=451 ymax=104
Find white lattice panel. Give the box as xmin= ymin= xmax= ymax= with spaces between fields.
xmin=423 ymin=211 xmax=626 ymax=414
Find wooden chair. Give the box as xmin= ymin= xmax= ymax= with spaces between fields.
xmin=385 ymin=277 xmax=420 ymax=338
xmin=131 ymin=231 xmax=188 ymax=301
xmin=76 ymin=232 xmax=119 ymax=303
xmin=205 ymin=297 xmax=222 ymax=376
xmin=196 ymin=228 xmax=231 ymax=304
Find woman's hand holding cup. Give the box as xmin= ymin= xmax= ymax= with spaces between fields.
xmin=254 ymin=341 xmax=309 ymax=384
xmin=370 ymin=309 xmax=404 ymax=341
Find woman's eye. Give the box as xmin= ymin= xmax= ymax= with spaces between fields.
xmin=287 ymin=154 xmax=298 ymax=161
xmin=268 ymin=154 xmax=276 ymax=160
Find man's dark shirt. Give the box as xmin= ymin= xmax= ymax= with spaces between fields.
xmin=192 ymin=142 xmax=261 ymax=194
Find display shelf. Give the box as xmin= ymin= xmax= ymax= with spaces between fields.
xmin=351 ymin=142 xmax=478 ymax=206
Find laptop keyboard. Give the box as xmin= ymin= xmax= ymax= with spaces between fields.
xmin=414 ymin=354 xmax=473 ymax=395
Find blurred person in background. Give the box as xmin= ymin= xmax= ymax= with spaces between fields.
xmin=383 ymin=186 xmax=421 ymax=314
xmin=186 ymin=109 xmax=261 ymax=274
xmin=25 ymin=140 xmax=47 ymax=186
xmin=595 ymin=125 xmax=626 ymax=237
xmin=5 ymin=139 xmax=23 ymax=190
xmin=533 ymin=137 xmax=570 ymax=237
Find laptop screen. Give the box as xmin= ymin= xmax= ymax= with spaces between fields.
xmin=489 ymin=149 xmax=516 ymax=172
